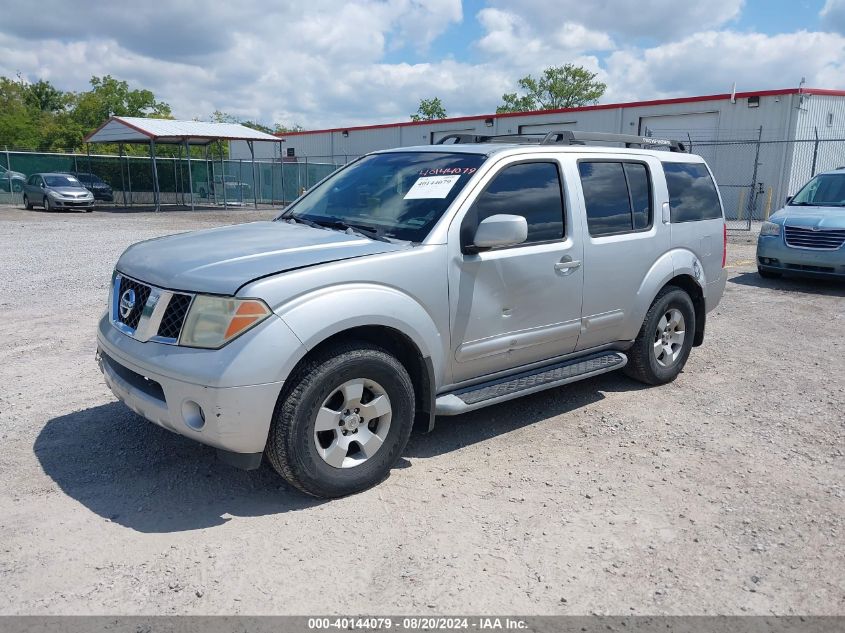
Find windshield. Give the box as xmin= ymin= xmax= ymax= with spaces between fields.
xmin=280 ymin=151 xmax=486 ymax=241
xmin=44 ymin=175 xmax=84 ymax=188
xmin=790 ymin=173 xmax=845 ymax=207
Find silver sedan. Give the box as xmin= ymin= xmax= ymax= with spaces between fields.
xmin=22 ymin=173 xmax=95 ymax=212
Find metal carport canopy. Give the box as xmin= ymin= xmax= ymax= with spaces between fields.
xmin=83 ymin=116 xmax=281 ymax=210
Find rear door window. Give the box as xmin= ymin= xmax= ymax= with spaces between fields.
xmin=663 ymin=162 xmax=722 ymax=222
xmin=578 ymin=161 xmax=653 ymax=236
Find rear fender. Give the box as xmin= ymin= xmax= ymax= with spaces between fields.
xmin=624 ymin=249 xmax=706 ymax=340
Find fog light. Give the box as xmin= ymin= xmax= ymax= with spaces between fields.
xmin=182 ymin=400 xmax=206 ymax=430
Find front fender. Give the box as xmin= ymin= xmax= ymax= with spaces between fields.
xmin=274 ymin=283 xmax=446 ymax=386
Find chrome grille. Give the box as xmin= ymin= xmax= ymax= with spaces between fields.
xmin=111 ymin=273 xmax=193 ymax=344
xmin=116 ymin=277 xmax=151 ymax=330
xmin=157 ymin=293 xmax=192 ymax=340
xmin=784 ymin=225 xmax=845 ymax=250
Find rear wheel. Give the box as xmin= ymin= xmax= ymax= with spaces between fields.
xmin=758 ymin=267 xmax=781 ymax=279
xmin=624 ymin=286 xmax=696 ymax=385
xmin=266 ymin=341 xmax=415 ymax=498
xmin=23 ymin=195 xmax=32 ymax=210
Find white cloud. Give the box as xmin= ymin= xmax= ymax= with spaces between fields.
xmin=476 ymin=8 xmax=613 ymax=70
xmin=821 ymin=0 xmax=845 ymax=33
xmin=603 ymin=30 xmax=845 ymax=102
xmin=0 ymin=0 xmax=844 ymax=134
xmin=487 ymin=0 xmax=744 ymax=41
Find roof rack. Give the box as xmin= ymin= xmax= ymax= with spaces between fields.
xmin=436 ymin=130 xmax=687 ymax=153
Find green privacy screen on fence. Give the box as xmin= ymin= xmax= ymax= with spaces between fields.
xmin=0 ymin=150 xmax=343 ymax=206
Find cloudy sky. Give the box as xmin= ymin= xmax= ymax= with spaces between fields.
xmin=1 ymin=0 xmax=844 ymax=130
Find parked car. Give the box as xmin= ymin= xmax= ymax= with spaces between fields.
xmin=69 ymin=172 xmax=114 ymax=201
xmin=23 ymin=173 xmax=94 ymax=212
xmin=97 ymin=131 xmax=726 ymax=498
xmin=196 ymin=175 xmax=252 ymax=204
xmin=0 ymin=164 xmax=25 ymax=192
xmin=757 ymin=167 xmax=845 ymax=279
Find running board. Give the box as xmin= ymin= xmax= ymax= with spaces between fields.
xmin=435 ymin=352 xmax=627 ymax=416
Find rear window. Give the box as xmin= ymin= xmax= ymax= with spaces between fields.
xmin=663 ymin=162 xmax=722 ymax=222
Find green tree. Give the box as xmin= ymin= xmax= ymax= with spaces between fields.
xmin=71 ymin=75 xmax=171 ymax=131
xmin=274 ymin=123 xmax=303 ymax=133
xmin=24 ymin=79 xmax=66 ymax=113
xmin=496 ymin=64 xmax=606 ymax=113
xmin=411 ymin=97 xmax=447 ymax=121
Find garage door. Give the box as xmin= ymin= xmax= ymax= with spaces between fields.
xmin=638 ymin=112 xmax=718 ymax=143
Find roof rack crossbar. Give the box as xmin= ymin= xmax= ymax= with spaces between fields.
xmin=435 ymin=129 xmax=687 ymax=152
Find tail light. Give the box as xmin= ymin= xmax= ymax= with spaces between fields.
xmin=722 ymin=222 xmax=727 ymax=268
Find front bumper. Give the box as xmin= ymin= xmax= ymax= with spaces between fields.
xmin=757 ymin=235 xmax=845 ymax=278
xmin=97 ymin=312 xmax=303 ymax=457
xmin=52 ymin=197 xmax=94 ymax=209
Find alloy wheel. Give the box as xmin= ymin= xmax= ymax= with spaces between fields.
xmin=313 ymin=378 xmax=392 ymax=469
xmin=653 ymin=308 xmax=685 ymax=367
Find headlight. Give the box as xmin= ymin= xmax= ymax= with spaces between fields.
xmin=180 ymin=295 xmax=272 ymax=348
xmin=760 ymin=221 xmax=780 ymax=236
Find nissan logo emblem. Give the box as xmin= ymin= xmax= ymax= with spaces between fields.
xmin=119 ymin=288 xmax=136 ymax=319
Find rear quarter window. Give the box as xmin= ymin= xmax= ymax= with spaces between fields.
xmin=663 ymin=162 xmax=722 ymax=223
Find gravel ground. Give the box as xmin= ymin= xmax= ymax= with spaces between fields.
xmin=0 ymin=205 xmax=843 ymax=616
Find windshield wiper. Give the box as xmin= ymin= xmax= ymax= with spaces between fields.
xmin=287 ymin=216 xmax=392 ymax=242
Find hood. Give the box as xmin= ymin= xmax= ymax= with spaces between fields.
xmin=116 ymin=220 xmax=408 ymax=295
xmin=50 ymin=187 xmax=92 ymax=197
xmin=770 ymin=206 xmax=845 ymax=230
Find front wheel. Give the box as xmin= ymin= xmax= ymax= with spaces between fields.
xmin=624 ymin=286 xmax=696 ymax=385
xmin=266 ymin=342 xmax=415 ymax=498
xmin=43 ymin=196 xmax=51 ymax=211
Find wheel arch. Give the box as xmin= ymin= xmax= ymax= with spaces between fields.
xmin=662 ymin=274 xmax=706 ymax=346
xmin=631 ymin=249 xmax=708 ymax=347
xmin=282 ymin=324 xmax=436 ymax=434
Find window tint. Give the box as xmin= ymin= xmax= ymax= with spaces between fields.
xmin=580 ymin=161 xmax=654 ymax=236
xmin=625 ymin=163 xmax=651 ymax=230
xmin=27 ymin=175 xmax=38 ymax=186
xmin=663 ymin=162 xmax=722 ymax=222
xmin=468 ymin=162 xmax=564 ymax=244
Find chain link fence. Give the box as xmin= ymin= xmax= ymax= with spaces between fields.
xmin=689 ymin=129 xmax=845 ymax=230
xmin=0 ymin=147 xmax=345 ymax=208
xmin=2 ymin=131 xmax=844 ymax=226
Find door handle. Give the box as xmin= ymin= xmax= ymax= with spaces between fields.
xmin=554 ymin=259 xmax=581 ymax=272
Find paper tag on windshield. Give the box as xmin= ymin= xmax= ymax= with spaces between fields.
xmin=404 ymin=175 xmax=461 ymax=199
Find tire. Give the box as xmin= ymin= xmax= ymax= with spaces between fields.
xmin=758 ymin=267 xmax=781 ymax=279
xmin=266 ymin=341 xmax=415 ymax=498
xmin=23 ymin=195 xmax=32 ymax=210
xmin=624 ymin=286 xmax=696 ymax=386
xmin=43 ymin=196 xmax=51 ymax=212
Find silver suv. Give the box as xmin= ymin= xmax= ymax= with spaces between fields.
xmin=97 ymin=131 xmax=726 ymax=498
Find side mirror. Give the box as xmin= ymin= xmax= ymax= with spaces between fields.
xmin=472 ymin=214 xmax=528 ymax=250
xmin=784 ymin=195 xmax=793 ymax=205
xmin=40 ymin=183 xmax=45 ymax=188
